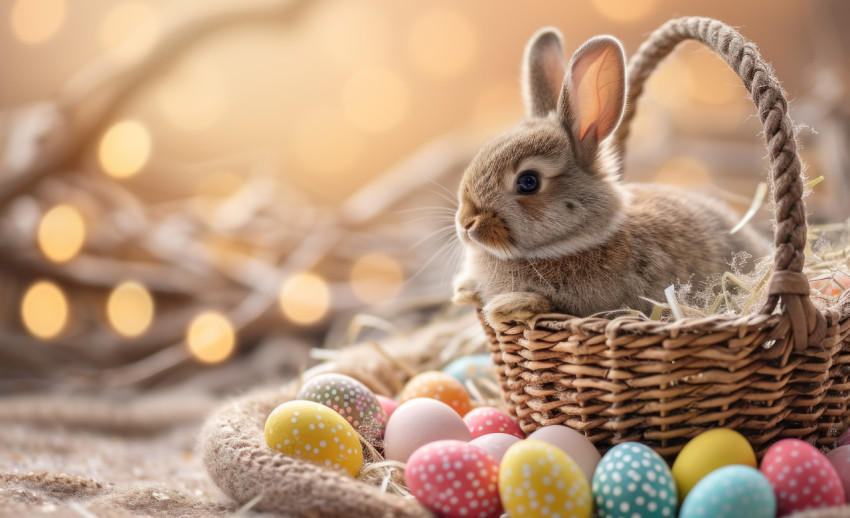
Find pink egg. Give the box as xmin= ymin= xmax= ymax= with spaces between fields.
xmin=383 ymin=398 xmax=471 ymax=462
xmin=837 ymin=427 xmax=850 ymax=447
xmin=526 ymin=425 xmax=601 ymax=483
xmin=827 ymin=445 xmax=850 ymax=497
xmin=469 ymin=433 xmax=521 ymax=463
xmin=376 ymin=395 xmax=399 ymax=420
xmin=463 ymin=407 xmax=524 ymax=439
xmin=406 ymin=440 xmax=502 ymax=518
xmin=761 ymin=439 xmax=846 ymax=516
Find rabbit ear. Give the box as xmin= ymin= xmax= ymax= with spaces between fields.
xmin=522 ymin=28 xmax=566 ymax=118
xmin=559 ymin=36 xmax=626 ymax=163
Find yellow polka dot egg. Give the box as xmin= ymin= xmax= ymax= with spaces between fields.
xmin=264 ymin=400 xmax=363 ymax=477
xmin=499 ymin=439 xmax=592 ymax=518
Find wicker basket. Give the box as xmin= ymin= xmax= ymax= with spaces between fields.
xmin=481 ymin=17 xmax=850 ymax=459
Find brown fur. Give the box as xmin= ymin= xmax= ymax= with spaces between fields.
xmin=453 ymin=28 xmax=770 ymax=324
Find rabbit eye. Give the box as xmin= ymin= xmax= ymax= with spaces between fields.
xmin=516 ymin=171 xmax=540 ymax=194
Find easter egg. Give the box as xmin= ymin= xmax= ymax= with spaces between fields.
xmin=400 ymin=371 xmax=473 ymax=417
xmin=406 ymin=440 xmax=501 ymax=518
xmin=463 ymin=406 xmax=524 ymax=439
xmin=592 ymin=442 xmax=677 ymax=518
xmin=809 ymin=272 xmax=850 ymax=298
xmin=264 ymin=400 xmax=363 ymax=477
xmin=837 ymin=427 xmax=850 ymax=447
xmin=827 ymin=444 xmax=850 ymax=496
xmin=376 ymin=395 xmax=399 ymax=420
xmin=383 ymin=398 xmax=472 ymax=462
xmin=760 ymin=438 xmax=845 ymax=516
xmin=671 ymin=428 xmax=756 ymax=501
xmin=499 ymin=439 xmax=592 ymax=518
xmin=469 ymin=433 xmax=521 ymax=463
xmin=296 ymin=373 xmax=386 ymax=444
xmin=527 ymin=425 xmax=601 ymax=483
xmin=442 ymin=354 xmax=496 ymax=384
xmin=679 ymin=465 xmax=776 ymax=518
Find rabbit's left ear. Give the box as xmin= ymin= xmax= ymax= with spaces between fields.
xmin=559 ymin=36 xmax=626 ymax=163
xmin=522 ymin=27 xmax=566 ymax=118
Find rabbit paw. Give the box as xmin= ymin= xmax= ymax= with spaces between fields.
xmin=483 ymin=292 xmax=553 ymax=326
xmin=452 ymin=276 xmax=481 ymax=306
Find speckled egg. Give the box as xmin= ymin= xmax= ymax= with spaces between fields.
xmin=406 ymin=440 xmax=502 ymax=518
xmin=671 ymin=428 xmax=757 ymax=501
xmin=592 ymin=442 xmax=677 ymax=518
xmin=296 ymin=373 xmax=386 ymax=444
xmin=760 ymin=438 xmax=845 ymax=516
xmin=679 ymin=465 xmax=776 ymax=518
xmin=264 ymin=400 xmax=363 ymax=477
xmin=383 ymin=398 xmax=472 ymax=463
xmin=463 ymin=406 xmax=524 ymax=439
xmin=499 ymin=439 xmax=592 ymax=518
xmin=400 ymin=371 xmax=473 ymax=417
xmin=442 ymin=354 xmax=497 ymax=384
xmin=469 ymin=433 xmax=521 ymax=463
xmin=527 ymin=425 xmax=601 ymax=483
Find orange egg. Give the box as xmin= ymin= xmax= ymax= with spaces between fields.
xmin=810 ymin=272 xmax=850 ymax=298
xmin=400 ymin=371 xmax=473 ymax=417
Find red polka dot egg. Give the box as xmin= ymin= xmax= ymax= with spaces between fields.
xmin=406 ymin=440 xmax=502 ymax=518
xmin=463 ymin=406 xmax=524 ymax=439
xmin=760 ymin=438 xmax=845 ymax=515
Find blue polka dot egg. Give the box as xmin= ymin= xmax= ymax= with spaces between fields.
xmin=592 ymin=442 xmax=677 ymax=518
xmin=679 ymin=465 xmax=776 ymax=518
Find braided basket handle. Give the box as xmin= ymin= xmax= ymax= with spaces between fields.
xmin=613 ymin=17 xmax=825 ymax=351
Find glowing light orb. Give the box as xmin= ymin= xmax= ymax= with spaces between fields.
xmin=21 ymin=281 xmax=68 ymax=339
xmin=350 ymin=253 xmax=404 ymax=305
xmin=107 ymin=281 xmax=154 ymax=337
xmin=156 ymin=60 xmax=227 ymax=131
xmin=11 ymin=0 xmax=66 ymax=44
xmin=187 ymin=311 xmax=235 ymax=364
xmin=98 ymin=120 xmax=152 ymax=178
xmin=37 ymin=204 xmax=85 ymax=263
xmin=279 ymin=272 xmax=331 ymax=325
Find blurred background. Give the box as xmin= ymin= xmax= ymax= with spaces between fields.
xmin=1 ymin=0 xmax=849 ymax=395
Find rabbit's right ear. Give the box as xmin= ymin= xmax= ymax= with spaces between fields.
xmin=522 ymin=28 xmax=566 ymax=118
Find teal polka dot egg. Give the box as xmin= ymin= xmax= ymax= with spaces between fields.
xmin=679 ymin=465 xmax=775 ymax=518
xmin=442 ymin=354 xmax=496 ymax=384
xmin=592 ymin=442 xmax=677 ymax=518
xmin=296 ymin=373 xmax=386 ymax=446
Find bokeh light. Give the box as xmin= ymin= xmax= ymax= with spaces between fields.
xmin=407 ymin=8 xmax=477 ymax=80
xmin=591 ymin=0 xmax=658 ymax=22
xmin=292 ymin=108 xmax=362 ymax=176
xmin=343 ymin=67 xmax=410 ymax=132
xmin=186 ymin=311 xmax=236 ymax=364
xmin=21 ymin=281 xmax=68 ymax=339
xmin=107 ymin=281 xmax=154 ymax=338
xmin=98 ymin=120 xmax=152 ymax=178
xmin=647 ymin=55 xmax=695 ymax=110
xmin=653 ymin=156 xmax=713 ymax=187
xmin=10 ymin=0 xmax=66 ymax=45
xmin=686 ymin=51 xmax=740 ymax=106
xmin=471 ymin=82 xmax=523 ymax=130
xmin=99 ymin=1 xmax=159 ymax=61
xmin=319 ymin=3 xmax=390 ymax=67
xmin=37 ymin=204 xmax=86 ymax=263
xmin=156 ymin=60 xmax=227 ymax=131
xmin=350 ymin=252 xmax=404 ymax=305
xmin=278 ymin=272 xmax=331 ymax=325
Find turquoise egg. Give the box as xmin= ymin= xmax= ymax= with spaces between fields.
xmin=680 ymin=465 xmax=775 ymax=518
xmin=592 ymin=442 xmax=677 ymax=518
xmin=442 ymin=354 xmax=495 ymax=384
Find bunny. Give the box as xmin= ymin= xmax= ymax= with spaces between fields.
xmin=453 ymin=28 xmax=770 ymax=325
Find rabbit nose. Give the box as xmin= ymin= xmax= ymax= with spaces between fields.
xmin=463 ymin=216 xmax=480 ymax=231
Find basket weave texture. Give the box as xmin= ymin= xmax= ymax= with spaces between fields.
xmin=482 ymin=16 xmax=850 ymax=459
